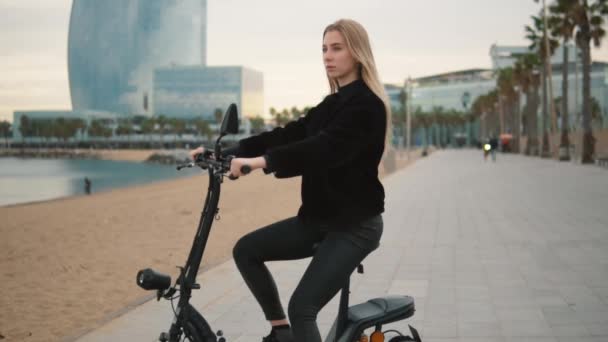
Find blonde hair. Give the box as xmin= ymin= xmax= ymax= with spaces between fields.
xmin=323 ymin=19 xmax=393 ymax=150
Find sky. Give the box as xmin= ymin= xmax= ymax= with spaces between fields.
xmin=1 ymin=0 xmax=607 ymax=122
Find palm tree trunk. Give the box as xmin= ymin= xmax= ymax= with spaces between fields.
xmin=581 ymin=36 xmax=594 ymax=163
xmin=526 ymin=89 xmax=540 ymax=156
xmin=541 ymin=64 xmax=551 ymax=157
xmin=514 ymin=93 xmax=522 ymax=153
xmin=560 ymin=44 xmax=571 ymax=161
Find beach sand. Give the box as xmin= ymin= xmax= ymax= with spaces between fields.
xmin=0 ymin=147 xmax=430 ymax=341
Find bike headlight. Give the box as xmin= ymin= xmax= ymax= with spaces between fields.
xmin=136 ymin=268 xmax=171 ymax=291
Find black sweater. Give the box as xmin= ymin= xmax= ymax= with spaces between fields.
xmin=223 ymin=79 xmax=386 ymax=226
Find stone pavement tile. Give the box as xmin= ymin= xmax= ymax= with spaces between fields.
xmin=422 ymin=320 xmax=459 ymax=339
xmin=424 ymin=303 xmax=458 ymax=324
xmin=455 ymin=286 xmax=491 ymax=302
xmin=584 ymin=323 xmax=608 ymax=337
xmin=500 ymin=320 xmax=553 ymax=337
xmin=531 ymin=289 xmax=570 ymax=308
xmin=454 ymin=271 xmax=486 ymax=288
xmin=590 ymin=287 xmax=608 ymax=305
xmin=506 ymin=338 xmax=558 ymax=342
xmin=549 ymin=324 xmax=590 ymax=337
xmin=457 ymin=301 xmax=497 ymax=323
xmin=458 ymin=321 xmax=501 ymax=337
xmin=388 ymin=279 xmax=429 ymax=298
xmin=556 ymin=337 xmax=607 ymax=342
xmin=496 ymin=308 xmax=545 ymax=322
xmin=541 ymin=306 xmax=580 ymax=326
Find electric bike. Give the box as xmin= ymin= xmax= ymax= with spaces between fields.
xmin=136 ymin=104 xmax=422 ymax=342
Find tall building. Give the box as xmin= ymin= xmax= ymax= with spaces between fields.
xmin=153 ymin=66 xmax=264 ymax=120
xmin=68 ymin=0 xmax=207 ymax=115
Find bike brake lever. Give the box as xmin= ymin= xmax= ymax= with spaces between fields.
xmin=176 ymin=162 xmax=194 ymax=171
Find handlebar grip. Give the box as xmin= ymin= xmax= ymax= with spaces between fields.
xmin=228 ymin=164 xmax=252 ymax=181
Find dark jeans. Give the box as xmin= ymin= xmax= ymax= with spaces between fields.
xmin=232 ymin=214 xmax=383 ymax=342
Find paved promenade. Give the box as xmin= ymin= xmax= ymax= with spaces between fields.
xmin=76 ymin=150 xmax=608 ymax=342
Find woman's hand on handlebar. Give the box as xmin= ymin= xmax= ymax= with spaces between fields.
xmin=229 ymin=156 xmax=266 ymax=178
xmin=189 ymin=146 xmax=208 ymax=161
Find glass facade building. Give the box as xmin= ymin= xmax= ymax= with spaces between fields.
xmin=410 ymin=47 xmax=608 ymax=128
xmin=68 ymin=0 xmax=207 ymax=115
xmin=153 ymin=66 xmax=264 ymax=120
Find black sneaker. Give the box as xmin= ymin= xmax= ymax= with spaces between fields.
xmin=262 ymin=325 xmax=294 ymax=342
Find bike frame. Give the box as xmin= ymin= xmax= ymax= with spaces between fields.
xmin=163 ymin=159 xmax=358 ymax=342
xmin=166 ymin=164 xmax=223 ymax=341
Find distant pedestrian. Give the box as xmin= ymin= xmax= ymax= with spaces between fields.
xmin=84 ymin=177 xmax=91 ymax=195
xmin=489 ymin=135 xmax=498 ymax=162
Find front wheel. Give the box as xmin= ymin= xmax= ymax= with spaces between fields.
xmin=184 ymin=304 xmax=217 ymax=342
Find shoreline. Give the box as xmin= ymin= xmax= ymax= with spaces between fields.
xmin=0 ymin=148 xmax=159 ymax=162
xmin=0 ymin=150 xmax=196 ymax=208
xmin=0 ymin=171 xmax=204 ymax=209
xmin=0 ymin=147 xmax=433 ymax=342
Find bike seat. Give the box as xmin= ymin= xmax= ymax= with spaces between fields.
xmin=333 ymin=295 xmax=416 ymax=341
xmin=349 ymin=295 xmax=415 ymax=324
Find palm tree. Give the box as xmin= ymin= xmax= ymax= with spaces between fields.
xmin=430 ymin=106 xmax=445 ymax=147
xmin=411 ymin=108 xmax=431 ymax=148
xmin=270 ymin=108 xmax=290 ymax=127
xmin=471 ymin=94 xmax=489 ymax=140
xmin=590 ymin=96 xmax=603 ymax=128
xmin=87 ymin=120 xmax=105 ymax=147
xmin=214 ymin=108 xmax=223 ymax=126
xmin=513 ymin=53 xmax=543 ymax=155
xmin=37 ymin=119 xmax=53 ymax=148
xmin=192 ymin=118 xmax=212 ymax=142
xmin=496 ymin=67 xmax=520 ymax=151
xmin=0 ymin=120 xmax=11 ymax=148
xmin=156 ymin=115 xmax=168 ymax=148
xmin=73 ymin=118 xmax=86 ymax=143
xmin=549 ymin=0 xmax=578 ymax=160
xmin=526 ymin=12 xmax=560 ymax=157
xmin=140 ymin=117 xmax=156 ymax=147
xmin=19 ymin=115 xmax=31 ymax=148
xmin=116 ymin=118 xmax=134 ymax=147
xmin=169 ymin=118 xmax=186 ymax=147
xmin=473 ymin=90 xmax=500 ymax=140
xmin=290 ymin=106 xmax=302 ymax=120
xmin=249 ymin=116 xmax=266 ymax=134
xmin=571 ymin=0 xmax=607 ymax=163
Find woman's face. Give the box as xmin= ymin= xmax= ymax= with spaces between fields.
xmin=323 ymin=30 xmax=358 ymax=85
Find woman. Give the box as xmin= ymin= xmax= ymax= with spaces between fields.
xmin=190 ymin=18 xmax=391 ymax=342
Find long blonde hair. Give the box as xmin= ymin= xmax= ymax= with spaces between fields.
xmin=323 ymin=19 xmax=393 ymax=150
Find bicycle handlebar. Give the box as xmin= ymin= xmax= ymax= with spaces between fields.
xmin=176 ymin=153 xmax=251 ymax=180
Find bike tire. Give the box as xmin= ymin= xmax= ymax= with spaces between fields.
xmin=186 ymin=304 xmax=217 ymax=342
